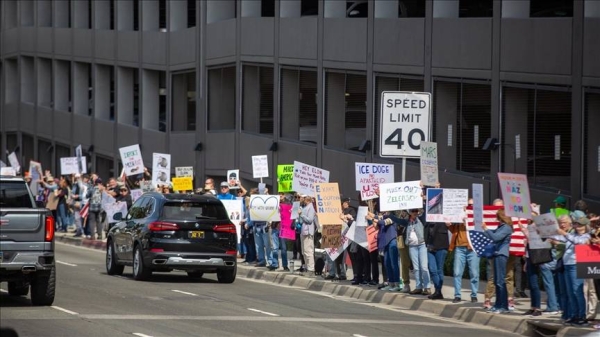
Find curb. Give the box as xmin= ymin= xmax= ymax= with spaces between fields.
xmin=55 ymin=234 xmax=107 ymax=251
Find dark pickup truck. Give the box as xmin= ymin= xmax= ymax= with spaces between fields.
xmin=0 ymin=175 xmax=56 ymax=306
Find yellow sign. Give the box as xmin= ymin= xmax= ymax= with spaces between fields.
xmin=171 ymin=177 xmax=193 ymax=191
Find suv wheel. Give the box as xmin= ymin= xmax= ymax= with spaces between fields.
xmin=187 ymin=271 xmax=204 ymax=279
xmin=7 ymin=281 xmax=29 ymax=296
xmin=132 ymin=245 xmax=151 ymax=281
xmin=106 ymin=240 xmax=124 ymax=276
xmin=30 ymin=266 xmax=56 ymax=306
xmin=217 ymin=267 xmax=236 ymax=284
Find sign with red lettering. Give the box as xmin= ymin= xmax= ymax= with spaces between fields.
xmin=355 ymin=162 xmax=394 ymax=201
xmin=575 ymin=245 xmax=600 ymax=279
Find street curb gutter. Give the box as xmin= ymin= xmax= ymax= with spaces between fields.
xmin=54 ymin=237 xmax=595 ymax=337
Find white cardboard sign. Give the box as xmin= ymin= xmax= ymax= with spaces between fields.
xmin=252 ymin=155 xmax=269 ymax=178
xmin=60 ymin=157 xmax=88 ymax=175
xmin=354 ymin=162 xmax=394 ymax=201
xmin=379 ymin=181 xmax=422 ymax=212
xmin=152 ymin=153 xmax=171 ymax=187
xmin=175 ymin=166 xmax=194 ymax=178
xmin=533 ymin=213 xmax=560 ymax=238
xmin=248 ymin=195 xmax=280 ymax=222
xmin=420 ymin=141 xmax=438 ymax=186
xmin=291 ymin=161 xmax=330 ymax=197
xmin=425 ymin=188 xmax=468 ymax=223
xmin=8 ymin=152 xmax=20 ymax=172
xmin=119 ymin=144 xmax=144 ymax=177
xmin=220 ymin=199 xmax=243 ymax=244
xmin=472 ymin=183 xmax=484 ymax=231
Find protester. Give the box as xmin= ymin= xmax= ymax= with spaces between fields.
xmin=482 ymin=209 xmax=513 ymax=314
xmin=298 ymin=195 xmax=316 ymax=277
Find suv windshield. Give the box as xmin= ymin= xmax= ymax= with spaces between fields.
xmin=0 ymin=181 xmax=34 ymax=208
xmin=161 ymin=201 xmax=229 ymax=221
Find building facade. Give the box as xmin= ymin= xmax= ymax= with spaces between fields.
xmin=1 ymin=0 xmax=599 ymax=210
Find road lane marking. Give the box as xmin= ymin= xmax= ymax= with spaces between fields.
xmin=0 ymin=289 xmax=7 ymax=293
xmin=51 ymin=306 xmax=79 ymax=315
xmin=56 ymin=260 xmax=78 ymax=267
xmin=172 ymin=290 xmax=198 ymax=296
xmin=132 ymin=333 xmax=154 ymax=337
xmin=353 ymin=334 xmax=368 ymax=337
xmin=247 ymin=308 xmax=279 ymax=317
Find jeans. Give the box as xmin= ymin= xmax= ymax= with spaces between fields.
xmin=427 ymin=249 xmax=448 ymax=292
xmin=409 ymin=243 xmax=430 ymax=290
xmin=493 ymin=255 xmax=509 ymax=310
xmin=557 ymin=269 xmax=572 ymax=320
xmin=243 ymin=232 xmax=257 ymax=263
xmin=384 ymin=239 xmax=400 ymax=284
xmin=539 ymin=264 xmax=560 ymax=311
xmin=57 ymin=203 xmax=70 ymax=231
xmin=87 ymin=210 xmax=104 ymax=239
xmin=453 ymin=247 xmax=480 ymax=299
xmin=270 ymin=229 xmax=288 ymax=268
xmin=527 ymin=258 xmax=542 ymax=308
xmin=254 ymin=226 xmax=271 ymax=265
xmin=326 ymin=253 xmax=346 ymax=278
xmin=565 ymin=264 xmax=586 ymax=319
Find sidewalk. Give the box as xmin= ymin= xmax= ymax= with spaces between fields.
xmin=55 ymin=232 xmax=598 ymax=337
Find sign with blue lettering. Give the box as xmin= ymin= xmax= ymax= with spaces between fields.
xmin=380 ymin=91 xmax=431 ymax=158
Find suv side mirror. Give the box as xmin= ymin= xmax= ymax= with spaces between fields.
xmin=36 ymin=200 xmax=46 ymax=208
xmin=112 ymin=212 xmax=123 ymax=221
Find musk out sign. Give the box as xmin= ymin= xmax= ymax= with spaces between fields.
xmin=379 ymin=91 xmax=431 ymax=158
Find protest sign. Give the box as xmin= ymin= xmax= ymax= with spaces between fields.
xmin=130 ymin=189 xmax=143 ymax=203
xmin=472 ymin=183 xmax=484 ymax=231
xmin=425 ymin=188 xmax=468 ymax=223
xmin=60 ymin=157 xmax=88 ymax=175
xmin=252 ymin=155 xmax=269 ymax=178
xmin=220 ymin=199 xmax=243 ymax=243
xmin=314 ymin=183 xmax=342 ymax=226
xmin=420 ymin=141 xmax=439 ymax=186
xmin=1 ymin=167 xmax=16 ymax=176
xmin=575 ymin=245 xmax=600 ymax=279
xmin=227 ymin=169 xmax=240 ymax=189
xmin=152 ymin=153 xmax=171 ymax=187
xmin=277 ymin=164 xmax=294 ymax=193
xmin=104 ymin=201 xmax=128 ymax=223
xmin=291 ymin=161 xmax=330 ymax=197
xmin=498 ymin=173 xmax=532 ymax=219
xmin=171 ymin=177 xmax=193 ymax=191
xmin=324 ymin=224 xmax=350 ymax=260
xmin=175 ymin=166 xmax=194 ymax=178
xmin=119 ymin=144 xmax=144 ymax=176
xmin=366 ymin=225 xmax=378 ymax=252
xmin=8 ymin=152 xmax=20 ymax=172
xmin=290 ymin=201 xmax=300 ymax=220
xmin=345 ymin=221 xmax=368 ymax=249
xmin=140 ymin=180 xmax=154 ymax=192
xmin=533 ymin=213 xmax=560 ymax=238
xmin=355 ymin=162 xmax=394 ymax=201
xmin=279 ymin=203 xmax=296 ymax=240
xmin=378 ymin=181 xmax=422 ymax=211
xmin=355 ymin=206 xmax=368 ymax=227
xmin=527 ymin=224 xmax=552 ymax=249
xmin=321 ymin=224 xmax=343 ymax=249
xmin=29 ymin=161 xmax=43 ymax=193
xmin=75 ymin=145 xmax=84 ymax=174
xmin=249 ymin=195 xmax=280 ymax=222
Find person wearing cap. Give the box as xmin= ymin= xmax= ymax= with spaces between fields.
xmin=216 ymin=182 xmax=236 ymax=200
xmin=550 ymin=195 xmax=570 ymax=218
xmin=551 ymin=211 xmax=592 ymax=326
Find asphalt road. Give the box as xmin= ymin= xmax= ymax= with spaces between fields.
xmin=0 ymin=243 xmax=521 ymax=337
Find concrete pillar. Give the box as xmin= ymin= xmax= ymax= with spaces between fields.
xmin=502 ymin=0 xmax=530 ymax=18
xmin=435 ymin=82 xmax=458 ymax=169
xmin=20 ymin=0 xmax=34 ymax=26
xmin=54 ymin=61 xmax=70 ymax=111
xmin=142 ymin=0 xmax=159 ymax=31
xmin=207 ymin=0 xmax=236 ymax=23
xmin=95 ymin=65 xmax=111 ymax=120
xmin=117 ymin=67 xmax=134 ymax=125
xmin=324 ymin=0 xmax=346 ymax=18
xmin=280 ymin=0 xmax=300 ymax=18
xmin=94 ymin=0 xmax=111 ymax=29
xmin=375 ymin=0 xmax=398 ymax=18
xmin=73 ymin=0 xmax=90 ymax=28
xmin=38 ymin=0 xmax=53 ymax=27
xmin=55 ymin=0 xmax=70 ymax=28
xmin=37 ymin=59 xmax=52 ymax=106
xmin=433 ymin=0 xmax=458 ymax=18
xmin=503 ymin=88 xmax=528 ymax=174
xmin=73 ymin=63 xmax=90 ymax=115
xmin=325 ymin=72 xmax=345 ymax=148
xmin=171 ymin=74 xmax=188 ymax=131
xmin=20 ymin=57 xmax=34 ymax=104
xmin=242 ymin=0 xmax=261 ymax=18
xmin=142 ymin=70 xmax=159 ymax=130
xmin=169 ymin=0 xmax=186 ymax=31
xmin=118 ymin=0 xmax=133 ymax=31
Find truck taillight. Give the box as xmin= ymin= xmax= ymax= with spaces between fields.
xmin=213 ymin=224 xmax=236 ymax=234
xmin=45 ymin=216 xmax=55 ymax=242
xmin=148 ymin=222 xmax=179 ymax=231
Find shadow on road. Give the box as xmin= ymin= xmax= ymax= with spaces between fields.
xmin=0 ymin=293 xmax=34 ymax=308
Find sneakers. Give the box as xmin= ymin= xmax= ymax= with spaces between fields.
xmin=401 ymin=285 xmax=411 ymax=293
xmin=489 ymin=308 xmax=509 ymax=314
xmin=543 ymin=310 xmax=560 ymax=315
xmin=508 ymin=298 xmax=516 ymax=311
xmin=486 ymin=306 xmax=498 ymax=313
xmin=378 ymin=283 xmax=389 ymax=290
xmin=471 ymin=297 xmax=478 ymax=303
xmin=368 ymin=281 xmax=378 ymax=286
xmin=380 ymin=285 xmax=392 ymax=291
xmin=388 ymin=286 xmax=401 ymax=292
xmin=324 ymin=275 xmax=336 ymax=280
xmin=338 ymin=276 xmax=347 ymax=281
xmin=572 ymin=319 xmax=589 ymax=326
xmin=409 ymin=289 xmax=423 ymax=295
xmin=421 ymin=289 xmax=431 ymax=296
xmin=283 ymin=267 xmax=290 ymax=272
xmin=452 ymin=297 xmax=462 ymax=303
xmin=428 ymin=292 xmax=443 ymax=300
xmin=523 ymin=309 xmax=535 ymax=316
xmin=483 ymin=299 xmax=492 ymax=309
xmin=530 ymin=310 xmax=542 ymax=317
xmin=267 ymin=265 xmax=278 ymax=271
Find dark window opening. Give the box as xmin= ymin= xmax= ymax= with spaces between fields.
xmin=110 ymin=70 xmax=115 ymax=121
xmin=347 ymin=1 xmax=368 ymax=18
xmin=399 ymin=0 xmax=425 ymax=18
xmin=88 ymin=66 xmax=93 ymax=116
xmin=262 ymin=0 xmax=275 ymax=17
xmin=159 ymin=72 xmax=167 ymax=132
xmin=187 ymin=0 xmax=196 ymax=28
xmin=530 ymin=0 xmax=573 ymax=17
xmin=88 ymin=0 xmax=93 ymax=29
xmin=133 ymin=69 xmax=139 ymax=127
xmin=110 ymin=0 xmax=115 ymax=29
xmin=133 ymin=0 xmax=139 ymax=30
xmin=259 ymin=67 xmax=274 ymax=134
xmin=459 ymin=0 xmax=493 ymax=18
xmin=68 ymin=0 xmax=72 ymax=28
xmin=159 ymin=0 xmax=167 ymax=30
xmin=301 ymin=0 xmax=319 ymax=16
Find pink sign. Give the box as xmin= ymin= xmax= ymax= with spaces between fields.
xmin=279 ymin=203 xmax=296 ymax=240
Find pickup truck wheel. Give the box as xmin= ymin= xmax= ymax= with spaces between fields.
xmin=187 ymin=271 xmax=204 ymax=279
xmin=132 ymin=245 xmax=151 ymax=281
xmin=7 ymin=282 xmax=29 ymax=296
xmin=30 ymin=266 xmax=56 ymax=306
xmin=217 ymin=268 xmax=236 ymax=284
xmin=106 ymin=240 xmax=124 ymax=275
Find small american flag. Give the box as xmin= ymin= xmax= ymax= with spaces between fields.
xmin=466 ymin=205 xmax=527 ymax=256
xmin=80 ymin=203 xmax=90 ymax=219
xmin=468 ymin=230 xmax=495 ymax=257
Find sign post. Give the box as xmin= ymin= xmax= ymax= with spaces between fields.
xmin=379 ymin=91 xmax=431 ymax=181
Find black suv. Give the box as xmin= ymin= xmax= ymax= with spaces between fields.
xmin=105 ymin=193 xmax=237 ymax=283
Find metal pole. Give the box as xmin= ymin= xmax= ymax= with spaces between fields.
xmin=402 ymin=157 xmax=406 ymax=182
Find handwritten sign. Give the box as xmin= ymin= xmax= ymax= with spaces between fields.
xmin=355 ymin=206 xmax=368 ymax=227
xmin=277 ymin=164 xmax=294 ymax=193
xmin=420 ymin=141 xmax=439 ymax=186
xmin=290 ymin=201 xmax=300 ymax=220
xmin=171 ymin=177 xmax=193 ymax=191
xmin=472 ymin=184 xmax=484 ymax=231
xmin=322 ymin=224 xmax=343 ymax=249
xmin=152 ymin=153 xmax=171 ymax=188
xmin=292 ymin=161 xmax=330 ymax=197
xmin=425 ymin=188 xmax=468 ymax=223
xmin=366 ymin=225 xmax=379 ymax=252
xmin=119 ymin=144 xmax=144 ymax=176
xmin=279 ymin=203 xmax=296 ymax=240
xmin=220 ymin=199 xmax=243 ymax=243
xmin=533 ymin=213 xmax=560 ymax=238
xmin=252 ymin=155 xmax=269 ymax=178
xmin=325 ymin=224 xmax=350 ymax=260
xmin=104 ymin=201 xmax=128 ymax=223
xmin=249 ymin=195 xmax=280 ymax=222
xmin=345 ymin=220 xmax=368 ymax=249
xmin=498 ymin=173 xmax=532 ymax=219
xmin=175 ymin=166 xmax=194 ymax=178
xmin=355 ymin=162 xmax=394 ymax=201
xmin=60 ymin=157 xmax=88 ymax=175
xmin=1 ymin=167 xmax=16 ymax=176
xmin=379 ymin=181 xmax=422 ymax=212
xmin=314 ymin=183 xmax=342 ymax=226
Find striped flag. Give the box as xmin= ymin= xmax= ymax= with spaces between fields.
xmin=80 ymin=203 xmax=90 ymax=219
xmin=465 ymin=205 xmax=527 ymax=257
xmin=468 ymin=230 xmax=495 ymax=257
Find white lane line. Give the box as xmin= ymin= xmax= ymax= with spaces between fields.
xmin=247 ymin=308 xmax=279 ymax=317
xmin=51 ymin=306 xmax=79 ymax=315
xmin=56 ymin=260 xmax=78 ymax=267
xmin=132 ymin=333 xmax=154 ymax=337
xmin=171 ymin=289 xmax=198 ymax=297
xmin=0 ymin=289 xmax=7 ymax=293
xmin=353 ymin=334 xmax=368 ymax=337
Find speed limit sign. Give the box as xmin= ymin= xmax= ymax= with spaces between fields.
xmin=379 ymin=91 xmax=431 ymax=158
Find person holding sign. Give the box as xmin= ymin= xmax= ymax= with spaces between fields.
xmin=372 ymin=212 xmax=402 ymax=292
xmin=298 ymin=195 xmax=316 ymax=277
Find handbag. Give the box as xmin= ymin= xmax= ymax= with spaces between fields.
xmin=529 ymin=248 xmax=553 ymax=265
xmin=397 ymin=236 xmax=405 ymax=249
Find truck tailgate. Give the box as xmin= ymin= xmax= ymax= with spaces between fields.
xmin=0 ymin=209 xmax=49 ymax=246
